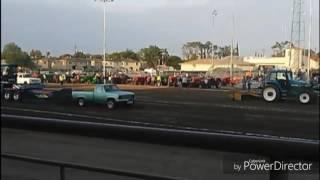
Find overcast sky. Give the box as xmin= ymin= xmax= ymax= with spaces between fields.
xmin=1 ymin=0 xmax=319 ymax=57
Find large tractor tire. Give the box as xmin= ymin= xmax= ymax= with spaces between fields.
xmin=262 ymin=86 xmax=280 ymax=102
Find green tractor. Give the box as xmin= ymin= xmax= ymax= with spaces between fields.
xmin=262 ymin=70 xmax=317 ymax=104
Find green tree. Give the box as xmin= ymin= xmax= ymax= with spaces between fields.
xmin=182 ymin=42 xmax=201 ymax=60
xmin=139 ymin=45 xmax=162 ymax=68
xmin=167 ymin=56 xmax=182 ymax=70
xmin=108 ymin=52 xmax=122 ymax=61
xmin=160 ymin=48 xmax=169 ymax=65
xmin=107 ymin=50 xmax=140 ymax=61
xmin=2 ymin=42 xmax=35 ymax=68
xmin=74 ymin=51 xmax=86 ymax=58
xmin=30 ymin=49 xmax=42 ymax=59
xmin=121 ymin=49 xmax=139 ymax=60
xmin=182 ymin=41 xmax=221 ymax=60
xmin=271 ymin=41 xmax=291 ymax=57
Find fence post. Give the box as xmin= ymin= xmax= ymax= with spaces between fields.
xmin=60 ymin=166 xmax=65 ymax=180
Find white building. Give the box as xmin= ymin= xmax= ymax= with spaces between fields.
xmin=244 ymin=48 xmax=319 ymax=73
xmin=180 ymin=56 xmax=254 ymax=73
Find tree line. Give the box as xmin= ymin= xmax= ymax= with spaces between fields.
xmin=1 ymin=43 xmax=183 ymax=70
xmin=271 ymin=41 xmax=318 ymax=57
xmin=182 ymin=41 xmax=239 ymax=60
xmin=2 ymin=41 xmax=319 ymax=70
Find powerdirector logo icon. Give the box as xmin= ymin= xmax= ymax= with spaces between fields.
xmin=223 ymin=154 xmax=319 ymax=174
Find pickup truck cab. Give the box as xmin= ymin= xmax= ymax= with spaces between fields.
xmin=72 ymin=84 xmax=135 ymax=109
xmin=17 ymin=73 xmax=41 ymax=85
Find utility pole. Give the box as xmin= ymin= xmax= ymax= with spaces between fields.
xmin=307 ymin=0 xmax=313 ymax=81
xmin=230 ymin=14 xmax=235 ymax=85
xmin=94 ymin=0 xmax=114 ymax=84
xmin=289 ymin=0 xmax=305 ymax=72
xmin=211 ymin=10 xmax=217 ymax=67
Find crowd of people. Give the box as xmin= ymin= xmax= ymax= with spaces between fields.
xmin=130 ymin=74 xmax=223 ymax=89
xmin=32 ymin=69 xmax=320 ymax=91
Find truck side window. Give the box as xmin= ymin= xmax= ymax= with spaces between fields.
xmin=99 ymin=86 xmax=104 ymax=93
xmin=104 ymin=85 xmax=110 ymax=92
xmin=269 ymin=73 xmax=277 ymax=81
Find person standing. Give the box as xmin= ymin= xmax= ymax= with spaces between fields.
xmin=182 ymin=76 xmax=187 ymax=88
xmin=108 ymin=75 xmax=112 ymax=84
xmin=157 ymin=75 xmax=161 ymax=87
xmin=247 ymin=76 xmax=252 ymax=91
xmin=242 ymin=76 xmax=246 ymax=90
xmin=59 ymin=74 xmax=64 ymax=86
xmin=42 ymin=73 xmax=47 ymax=84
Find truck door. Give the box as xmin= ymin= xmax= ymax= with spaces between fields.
xmin=94 ymin=85 xmax=107 ymax=104
xmin=276 ymin=72 xmax=289 ymax=91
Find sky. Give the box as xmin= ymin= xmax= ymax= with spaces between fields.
xmin=1 ymin=0 xmax=319 ymax=58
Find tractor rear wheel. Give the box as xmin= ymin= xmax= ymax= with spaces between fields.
xmin=263 ymin=86 xmax=280 ymax=102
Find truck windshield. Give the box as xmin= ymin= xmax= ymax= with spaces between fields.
xmin=104 ymin=85 xmax=119 ymax=91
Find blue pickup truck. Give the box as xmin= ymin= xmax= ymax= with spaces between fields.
xmin=72 ymin=84 xmax=135 ymax=109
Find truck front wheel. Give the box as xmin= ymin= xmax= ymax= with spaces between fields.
xmin=263 ymin=86 xmax=279 ymax=102
xmin=298 ymin=92 xmax=311 ymax=104
xmin=106 ymin=99 xmax=116 ymax=110
xmin=77 ymin=98 xmax=85 ymax=107
xmin=13 ymin=92 xmax=21 ymax=102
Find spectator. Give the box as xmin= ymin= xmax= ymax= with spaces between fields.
xmin=214 ymin=78 xmax=219 ymax=89
xmin=204 ymin=77 xmax=208 ymax=88
xmin=247 ymin=76 xmax=252 ymax=91
xmin=95 ymin=73 xmax=101 ymax=84
xmin=242 ymin=76 xmax=246 ymax=90
xmin=182 ymin=76 xmax=187 ymax=88
xmin=167 ymin=76 xmax=171 ymax=87
xmin=59 ymin=74 xmax=64 ymax=86
xmin=151 ymin=76 xmax=155 ymax=86
xmin=42 ymin=74 xmax=47 ymax=84
xmin=108 ymin=75 xmax=112 ymax=84
xmin=157 ymin=75 xmax=161 ymax=87
xmin=178 ymin=76 xmax=182 ymax=88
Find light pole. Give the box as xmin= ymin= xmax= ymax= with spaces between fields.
xmin=95 ymin=0 xmax=114 ymax=84
xmin=307 ymin=0 xmax=313 ymax=81
xmin=230 ymin=14 xmax=235 ymax=85
xmin=211 ymin=10 xmax=217 ymax=66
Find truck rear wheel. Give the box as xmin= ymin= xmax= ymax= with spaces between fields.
xmin=298 ymin=92 xmax=311 ymax=104
xmin=77 ymin=98 xmax=85 ymax=107
xmin=4 ymin=91 xmax=11 ymax=101
xmin=263 ymin=86 xmax=279 ymax=102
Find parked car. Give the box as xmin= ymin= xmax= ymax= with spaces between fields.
xmin=72 ymin=84 xmax=135 ymax=109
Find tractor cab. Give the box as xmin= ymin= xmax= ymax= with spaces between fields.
xmin=262 ymin=70 xmax=314 ymax=104
xmin=266 ymin=70 xmax=292 ymax=90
